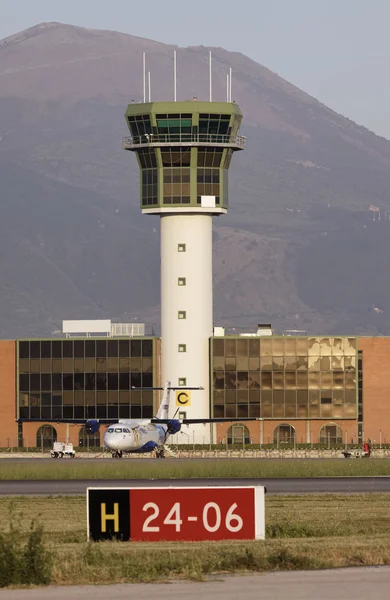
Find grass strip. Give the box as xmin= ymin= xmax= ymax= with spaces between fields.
xmin=1 ymin=495 xmax=390 ymax=585
xmin=51 ymin=536 xmax=390 ymax=584
xmin=1 ymin=458 xmax=390 ymax=480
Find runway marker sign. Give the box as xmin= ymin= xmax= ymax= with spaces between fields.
xmin=87 ymin=486 xmax=265 ymax=542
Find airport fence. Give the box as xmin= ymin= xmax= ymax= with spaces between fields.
xmin=1 ymin=436 xmax=390 ymax=458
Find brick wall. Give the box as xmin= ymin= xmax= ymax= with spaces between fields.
xmin=215 ymin=419 xmax=357 ymax=445
xmin=0 ymin=341 xmax=17 ymax=446
xmin=358 ymin=337 xmax=390 ymax=443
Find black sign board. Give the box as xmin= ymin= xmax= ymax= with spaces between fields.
xmin=87 ymin=488 xmax=130 ymax=541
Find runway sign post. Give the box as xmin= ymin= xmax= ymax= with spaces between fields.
xmin=87 ymin=486 xmax=265 ymax=542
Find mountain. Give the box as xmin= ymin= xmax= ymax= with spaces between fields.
xmin=1 ymin=22 xmax=390 ymax=337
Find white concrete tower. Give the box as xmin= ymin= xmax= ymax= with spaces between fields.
xmin=123 ymin=101 xmax=244 ymax=442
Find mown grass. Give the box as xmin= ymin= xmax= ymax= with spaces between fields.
xmin=1 ymin=458 xmax=390 ymax=480
xmin=0 ymin=494 xmax=389 ymax=585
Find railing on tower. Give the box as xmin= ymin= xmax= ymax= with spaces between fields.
xmin=122 ymin=133 xmax=246 ymax=150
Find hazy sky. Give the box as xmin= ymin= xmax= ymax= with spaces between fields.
xmin=2 ymin=0 xmax=390 ymax=138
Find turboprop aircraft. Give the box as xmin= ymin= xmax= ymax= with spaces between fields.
xmin=91 ymin=381 xmax=258 ymax=458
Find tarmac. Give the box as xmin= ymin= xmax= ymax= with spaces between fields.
xmin=0 ymin=567 xmax=389 ymax=599
xmin=0 ymin=476 xmax=390 ymax=495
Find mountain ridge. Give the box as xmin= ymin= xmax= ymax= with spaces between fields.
xmin=1 ymin=22 xmax=390 ymax=337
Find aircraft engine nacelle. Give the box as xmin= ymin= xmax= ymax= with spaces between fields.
xmin=167 ymin=419 xmax=181 ymax=435
xmin=85 ymin=419 xmax=100 ymax=435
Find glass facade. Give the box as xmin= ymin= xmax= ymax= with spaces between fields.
xmin=163 ymin=168 xmax=190 ymax=204
xmin=197 ymin=168 xmax=220 ymax=204
xmin=18 ymin=338 xmax=156 ymax=421
xmin=160 ymin=148 xmax=191 ymax=167
xmin=127 ymin=115 xmax=152 ymax=138
xmin=211 ymin=337 xmax=357 ymax=420
xmin=141 ymin=169 xmax=158 ymax=205
xmin=137 ymin=149 xmax=157 ymax=168
xmin=197 ymin=149 xmax=224 ymax=167
xmin=199 ymin=113 xmax=230 ymax=137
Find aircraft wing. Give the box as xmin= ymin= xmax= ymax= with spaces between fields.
xmin=151 ymin=417 xmax=260 ymax=424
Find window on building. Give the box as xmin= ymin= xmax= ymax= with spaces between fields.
xmin=127 ymin=115 xmax=152 ymax=140
xmin=178 ymin=311 xmax=186 ymax=320
xmin=156 ymin=114 xmax=193 ymax=137
xmin=197 ymin=148 xmax=224 ymax=167
xmin=163 ymin=168 xmax=191 ymax=204
xmin=178 ymin=244 xmax=186 ymax=252
xmin=273 ymin=424 xmax=296 ymax=445
xmin=178 ymin=344 xmax=187 ymax=353
xmin=227 ymin=424 xmax=250 ymax=445
xmin=196 ymin=168 xmax=220 ymax=204
xmin=178 ymin=277 xmax=186 ymax=286
xmin=141 ymin=169 xmax=158 ymax=206
xmin=36 ymin=425 xmax=57 ymax=449
xmin=137 ymin=148 xmax=157 ymax=168
xmin=198 ymin=114 xmax=230 ymax=137
xmin=178 ymin=411 xmax=187 ymax=420
xmin=78 ymin=426 xmax=100 ymax=448
xmin=160 ymin=147 xmax=191 ymax=166
xmin=319 ymin=424 xmax=343 ymax=446
xmin=178 ymin=378 xmax=187 ymax=386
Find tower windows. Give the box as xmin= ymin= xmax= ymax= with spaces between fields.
xmin=163 ymin=168 xmax=190 ymax=204
xmin=127 ymin=115 xmax=152 ymax=140
xmin=178 ymin=311 xmax=186 ymax=320
xmin=197 ymin=169 xmax=220 ymax=203
xmin=199 ymin=114 xmax=230 ymax=137
xmin=178 ymin=378 xmax=187 ymax=386
xmin=178 ymin=244 xmax=186 ymax=252
xmin=178 ymin=278 xmax=186 ymax=286
xmin=137 ymin=149 xmax=157 ymax=168
xmin=197 ymin=149 xmax=223 ymax=167
xmin=141 ymin=169 xmax=158 ymax=205
xmin=178 ymin=344 xmax=187 ymax=353
xmin=160 ymin=148 xmax=191 ymax=167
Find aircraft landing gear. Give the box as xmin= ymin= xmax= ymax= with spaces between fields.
xmin=155 ymin=448 xmax=165 ymax=459
xmin=112 ymin=450 xmax=123 ymax=459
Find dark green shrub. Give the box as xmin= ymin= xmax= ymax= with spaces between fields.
xmin=0 ymin=513 xmax=52 ymax=587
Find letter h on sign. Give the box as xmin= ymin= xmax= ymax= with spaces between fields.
xmin=101 ymin=503 xmax=119 ymax=533
xmin=88 ymin=489 xmax=130 ymax=541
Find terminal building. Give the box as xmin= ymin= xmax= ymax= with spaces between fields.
xmin=0 ymin=319 xmax=388 ymax=449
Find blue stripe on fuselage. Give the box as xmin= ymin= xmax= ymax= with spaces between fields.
xmin=132 ymin=441 xmax=159 ymax=453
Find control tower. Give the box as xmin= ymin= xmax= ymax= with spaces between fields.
xmin=123 ymin=100 xmax=244 ymax=440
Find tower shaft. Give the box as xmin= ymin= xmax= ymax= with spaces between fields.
xmin=161 ymin=214 xmax=212 ymax=427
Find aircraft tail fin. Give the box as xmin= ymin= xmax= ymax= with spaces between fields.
xmin=156 ymin=381 xmax=171 ymax=420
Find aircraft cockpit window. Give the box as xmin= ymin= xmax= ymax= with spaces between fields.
xmin=107 ymin=428 xmax=114 ymax=433
xmin=114 ymin=428 xmax=123 ymax=433
xmin=123 ymin=428 xmax=130 ymax=433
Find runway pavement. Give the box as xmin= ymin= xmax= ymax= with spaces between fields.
xmin=0 ymin=476 xmax=390 ymax=495
xmin=0 ymin=567 xmax=389 ymax=599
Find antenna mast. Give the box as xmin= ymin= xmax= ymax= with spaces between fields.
xmin=174 ymin=50 xmax=177 ymax=102
xmin=229 ymin=67 xmax=232 ymax=102
xmin=148 ymin=71 xmax=151 ymax=102
xmin=226 ymin=72 xmax=229 ymax=102
xmin=209 ymin=51 xmax=212 ymax=102
xmin=143 ymin=52 xmax=146 ymax=103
